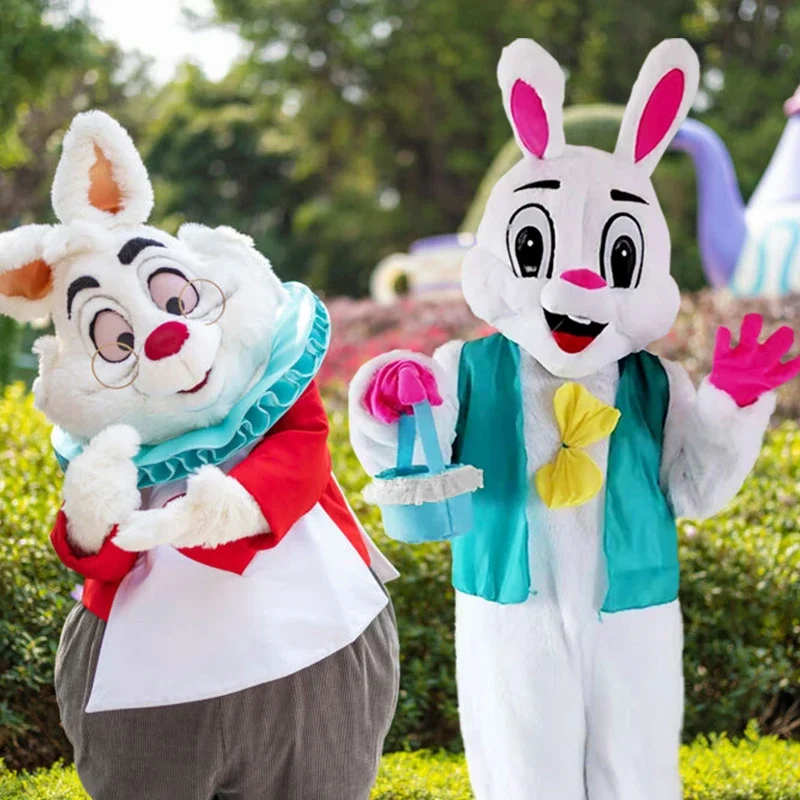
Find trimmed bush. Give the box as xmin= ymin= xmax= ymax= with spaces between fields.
xmin=680 ymin=422 xmax=800 ymax=738
xmin=0 ymin=761 xmax=86 ymax=800
xmin=1 ymin=387 xmax=799 ymax=770
xmin=2 ymin=726 xmax=799 ymax=800
xmin=374 ymin=726 xmax=800 ymax=799
xmin=0 ymin=386 xmax=71 ymax=770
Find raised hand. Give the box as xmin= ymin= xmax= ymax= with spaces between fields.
xmin=363 ymin=358 xmax=443 ymax=423
xmin=709 ymin=313 xmax=800 ymax=408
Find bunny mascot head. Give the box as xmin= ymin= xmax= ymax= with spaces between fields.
xmin=463 ymin=38 xmax=697 ymax=378
xmin=0 ymin=111 xmax=288 ymax=445
xmin=349 ymin=38 xmax=800 ymax=800
xmin=0 ymin=111 xmax=399 ymax=799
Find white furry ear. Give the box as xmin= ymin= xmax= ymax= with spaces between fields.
xmin=497 ymin=39 xmax=566 ymax=160
xmin=615 ymin=39 xmax=699 ymax=175
xmin=51 ymin=111 xmax=154 ymax=227
xmin=0 ymin=225 xmax=56 ymax=322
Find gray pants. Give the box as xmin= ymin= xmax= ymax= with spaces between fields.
xmin=55 ymin=598 xmax=399 ymax=800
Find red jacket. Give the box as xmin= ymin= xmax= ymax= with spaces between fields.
xmin=51 ymin=383 xmax=371 ymax=621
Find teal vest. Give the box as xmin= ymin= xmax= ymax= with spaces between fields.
xmin=450 ymin=334 xmax=678 ymax=613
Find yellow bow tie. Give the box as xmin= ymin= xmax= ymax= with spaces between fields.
xmin=535 ymin=382 xmax=621 ymax=510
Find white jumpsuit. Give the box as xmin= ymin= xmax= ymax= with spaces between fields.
xmin=349 ymin=342 xmax=773 ymax=800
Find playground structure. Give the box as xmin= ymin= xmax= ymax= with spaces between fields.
xmin=672 ymin=86 xmax=800 ymax=295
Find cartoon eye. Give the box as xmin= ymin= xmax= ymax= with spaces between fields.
xmin=506 ymin=204 xmax=555 ymax=278
xmin=600 ymin=213 xmax=644 ymax=288
xmin=148 ymin=268 xmax=199 ymax=315
xmin=90 ymin=310 xmax=135 ymax=363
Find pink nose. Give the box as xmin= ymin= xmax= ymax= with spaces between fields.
xmin=144 ymin=321 xmax=189 ymax=361
xmin=560 ymin=269 xmax=607 ymax=290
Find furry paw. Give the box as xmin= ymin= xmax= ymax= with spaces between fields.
xmin=115 ymin=467 xmax=268 ymax=552
xmin=113 ymin=505 xmax=182 ymax=552
xmin=168 ymin=466 xmax=268 ymax=549
xmin=86 ymin=424 xmax=141 ymax=460
xmin=63 ymin=424 xmax=142 ymax=554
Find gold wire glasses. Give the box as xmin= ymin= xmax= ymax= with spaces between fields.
xmin=91 ymin=278 xmax=227 ymax=390
xmin=178 ymin=278 xmax=227 ymax=325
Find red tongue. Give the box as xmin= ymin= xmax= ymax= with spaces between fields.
xmin=553 ymin=330 xmax=595 ymax=354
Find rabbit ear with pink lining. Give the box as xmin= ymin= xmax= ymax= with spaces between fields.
xmin=615 ymin=39 xmax=700 ymax=175
xmin=497 ymin=39 xmax=566 ymax=161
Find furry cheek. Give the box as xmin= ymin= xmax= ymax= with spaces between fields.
xmin=462 ymin=246 xmax=543 ymax=325
xmin=612 ymin=274 xmax=680 ymax=349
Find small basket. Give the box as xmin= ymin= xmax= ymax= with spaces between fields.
xmin=363 ymin=400 xmax=483 ymax=544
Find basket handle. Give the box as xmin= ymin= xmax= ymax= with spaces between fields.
xmin=396 ymin=400 xmax=446 ymax=475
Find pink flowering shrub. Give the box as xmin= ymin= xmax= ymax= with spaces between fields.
xmin=322 ymin=290 xmax=800 ymax=421
xmin=319 ymin=296 xmax=491 ymax=389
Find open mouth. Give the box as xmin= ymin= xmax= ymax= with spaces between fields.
xmin=179 ymin=369 xmax=212 ymax=395
xmin=543 ymin=309 xmax=608 ymax=354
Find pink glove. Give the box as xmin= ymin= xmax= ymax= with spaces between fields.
xmin=363 ymin=359 xmax=443 ymax=423
xmin=709 ymin=313 xmax=800 ymax=407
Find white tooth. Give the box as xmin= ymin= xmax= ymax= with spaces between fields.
xmin=567 ymin=314 xmax=593 ymax=325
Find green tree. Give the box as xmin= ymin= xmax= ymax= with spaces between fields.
xmin=194 ymin=0 xmax=800 ymax=296
xmin=0 ymin=0 xmax=90 ymax=135
xmin=0 ymin=2 xmax=149 ymax=385
xmin=139 ymin=63 xmax=316 ymax=284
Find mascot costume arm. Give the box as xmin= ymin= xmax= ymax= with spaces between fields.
xmin=660 ymin=314 xmax=799 ymax=519
xmin=112 ymin=382 xmax=330 ymax=552
xmin=349 ymin=346 xmax=462 ymax=477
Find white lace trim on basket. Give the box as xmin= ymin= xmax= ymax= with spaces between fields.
xmin=363 ymin=465 xmax=484 ymax=506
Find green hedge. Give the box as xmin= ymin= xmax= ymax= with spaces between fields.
xmin=0 ymin=387 xmax=73 ymax=770
xmin=1 ymin=387 xmax=799 ymax=770
xmin=375 ymin=725 xmax=800 ymax=799
xmin=2 ymin=725 xmax=799 ymax=800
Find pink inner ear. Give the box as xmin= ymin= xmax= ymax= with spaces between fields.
xmin=510 ymin=79 xmax=549 ymax=158
xmin=634 ymin=68 xmax=685 ymax=163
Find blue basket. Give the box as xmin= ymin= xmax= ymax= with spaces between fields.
xmin=364 ymin=400 xmax=483 ymax=544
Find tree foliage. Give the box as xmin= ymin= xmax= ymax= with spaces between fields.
xmin=4 ymin=1 xmax=800 ymax=297
xmin=139 ymin=0 xmax=800 ymax=295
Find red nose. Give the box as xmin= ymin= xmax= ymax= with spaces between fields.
xmin=144 ymin=321 xmax=189 ymax=361
xmin=560 ymin=269 xmax=607 ymax=290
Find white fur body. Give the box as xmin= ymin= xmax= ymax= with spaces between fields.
xmin=62 ymin=425 xmax=142 ymax=553
xmin=347 ymin=34 xmax=778 ymax=798
xmin=350 ymin=342 xmax=772 ymax=799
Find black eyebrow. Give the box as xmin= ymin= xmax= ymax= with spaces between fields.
xmin=117 ymin=237 xmax=166 ymax=265
xmin=514 ymin=179 xmax=561 ymax=192
xmin=610 ymin=189 xmax=648 ymax=204
xmin=67 ymin=276 xmax=100 ymax=318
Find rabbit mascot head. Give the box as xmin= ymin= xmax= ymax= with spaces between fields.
xmin=463 ymin=39 xmax=699 ymax=378
xmin=0 ymin=110 xmax=291 ymax=446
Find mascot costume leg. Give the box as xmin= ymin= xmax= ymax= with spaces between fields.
xmin=348 ymin=38 xmax=800 ymax=800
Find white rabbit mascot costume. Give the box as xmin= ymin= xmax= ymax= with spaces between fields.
xmin=0 ymin=111 xmax=399 ymax=800
xmin=348 ymin=39 xmax=800 ymax=800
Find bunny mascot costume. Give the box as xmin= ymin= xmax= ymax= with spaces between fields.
xmin=0 ymin=111 xmax=399 ymax=800
xmin=348 ymin=39 xmax=800 ymax=800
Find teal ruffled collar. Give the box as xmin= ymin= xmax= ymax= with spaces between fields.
xmin=52 ymin=282 xmax=330 ymax=489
